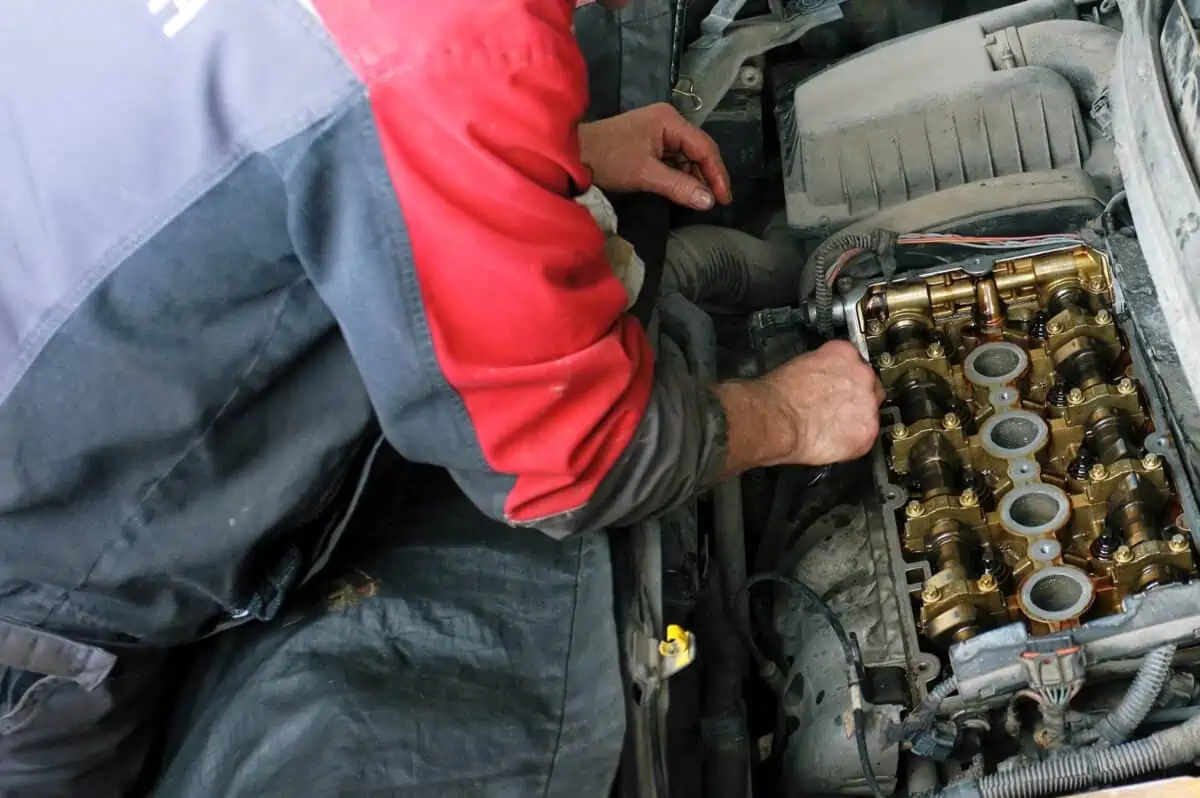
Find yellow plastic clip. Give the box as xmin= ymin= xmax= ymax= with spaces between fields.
xmin=657 ymin=624 xmax=696 ymax=678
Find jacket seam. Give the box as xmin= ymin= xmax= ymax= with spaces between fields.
xmin=541 ymin=537 xmax=586 ymax=798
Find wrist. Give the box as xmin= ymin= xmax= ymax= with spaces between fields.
xmin=712 ymin=378 xmax=801 ymax=477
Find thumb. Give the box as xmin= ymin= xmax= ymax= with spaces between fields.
xmin=640 ymin=159 xmax=715 ymax=210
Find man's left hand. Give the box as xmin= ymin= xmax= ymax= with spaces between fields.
xmin=579 ymin=103 xmax=733 ymax=211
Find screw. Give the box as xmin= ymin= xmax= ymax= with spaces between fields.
xmin=959 ymin=488 xmax=979 ymax=508
xmin=1142 ymin=452 xmax=1162 ymax=471
xmin=1090 ymin=462 xmax=1109 ymax=481
xmin=1089 ymin=276 xmax=1107 ymax=292
xmin=1170 ymin=533 xmax=1190 ymax=554
xmin=922 ymin=584 xmax=942 ymax=603
xmin=866 ymin=319 xmax=885 ymax=336
xmin=978 ymin=573 xmax=997 ymax=592
xmin=1117 ymin=377 xmax=1136 ymax=395
xmin=1068 ymin=387 xmax=1085 ymax=406
xmin=1047 ymin=320 xmax=1065 ymax=336
xmin=906 ymin=500 xmax=925 ymax=519
xmin=927 ymin=342 xmax=945 ymax=359
xmin=737 ymin=65 xmax=762 ymax=88
xmin=943 ymin=413 xmax=961 ymax=431
xmin=1095 ymin=309 xmax=1112 ymax=325
xmin=878 ymin=352 xmax=895 ymax=368
xmin=1115 ymin=545 xmax=1134 ymax=564
xmin=892 ymin=423 xmax=909 ymax=440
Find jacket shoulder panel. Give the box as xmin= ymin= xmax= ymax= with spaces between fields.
xmin=0 ymin=1 xmax=358 ymax=404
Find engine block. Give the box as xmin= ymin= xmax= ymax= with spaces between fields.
xmin=856 ymin=245 xmax=1196 ymax=647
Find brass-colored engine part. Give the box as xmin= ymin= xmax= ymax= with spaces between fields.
xmin=861 ymin=245 xmax=1194 ymax=645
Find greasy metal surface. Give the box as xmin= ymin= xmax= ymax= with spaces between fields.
xmin=857 ymin=245 xmax=1197 ymax=652
xmin=949 ymin=580 xmax=1200 ymax=701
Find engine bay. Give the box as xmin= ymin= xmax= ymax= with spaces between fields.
xmin=632 ymin=0 xmax=1200 ymax=795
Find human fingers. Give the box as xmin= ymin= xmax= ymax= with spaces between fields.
xmin=638 ymin=157 xmax=717 ymax=210
xmin=654 ymin=105 xmax=733 ymax=204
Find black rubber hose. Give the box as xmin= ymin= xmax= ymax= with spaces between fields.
xmin=804 ymin=230 xmax=894 ymax=336
xmin=1074 ymin=644 xmax=1177 ymax=747
xmin=662 ymin=225 xmax=802 ymax=309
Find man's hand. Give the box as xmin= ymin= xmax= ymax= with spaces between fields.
xmin=715 ymin=341 xmax=884 ymax=476
xmin=579 ymin=103 xmax=733 ymax=211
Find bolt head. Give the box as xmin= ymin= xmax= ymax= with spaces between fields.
xmin=1115 ymin=545 xmax=1134 ymax=564
xmin=1047 ymin=320 xmax=1065 ymax=335
xmin=978 ymin=573 xmax=997 ymax=592
xmin=1068 ymin=387 xmax=1085 ymax=406
xmin=878 ymin=352 xmax=895 ymax=368
xmin=942 ymin=412 xmax=961 ymax=431
xmin=1117 ymin=377 xmax=1136 ymax=396
xmin=866 ymin=319 xmax=885 ymax=336
xmin=927 ymin=342 xmax=945 ymax=359
xmin=892 ymin=423 xmax=909 ymax=440
xmin=905 ymin=500 xmax=925 ymax=519
xmin=1142 ymin=452 xmax=1162 ymax=471
xmin=1170 ymin=533 xmax=1190 ymax=554
xmin=959 ymin=488 xmax=978 ymax=508
xmin=922 ymin=584 xmax=942 ymax=603
xmin=1095 ymin=309 xmax=1112 ymax=325
xmin=1089 ymin=276 xmax=1107 ymax=292
xmin=1089 ymin=462 xmax=1109 ymax=482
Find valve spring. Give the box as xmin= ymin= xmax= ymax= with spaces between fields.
xmin=979 ymin=543 xmax=1010 ymax=582
xmin=1070 ymin=448 xmax=1096 ymax=481
xmin=1047 ymin=384 xmax=1069 ymax=408
xmin=963 ymin=467 xmax=994 ymax=508
xmin=948 ymin=398 xmax=978 ymax=434
xmin=1030 ymin=312 xmax=1049 ymax=341
xmin=1092 ymin=525 xmax=1122 ymax=560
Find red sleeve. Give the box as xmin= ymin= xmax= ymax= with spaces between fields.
xmin=311 ymin=0 xmax=654 ymax=523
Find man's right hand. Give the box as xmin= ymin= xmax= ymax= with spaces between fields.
xmin=714 ymin=341 xmax=885 ymax=477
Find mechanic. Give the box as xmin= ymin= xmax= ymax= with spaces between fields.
xmin=0 ymin=0 xmax=883 ymax=795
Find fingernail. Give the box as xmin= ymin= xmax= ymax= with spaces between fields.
xmin=691 ymin=188 xmax=714 ymax=210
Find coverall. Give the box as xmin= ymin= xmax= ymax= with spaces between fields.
xmin=0 ymin=0 xmax=727 ymax=794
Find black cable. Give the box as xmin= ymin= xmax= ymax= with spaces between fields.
xmin=735 ymin=572 xmax=886 ymax=798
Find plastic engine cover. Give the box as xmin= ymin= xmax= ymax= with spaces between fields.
xmin=781 ymin=24 xmax=1090 ymax=236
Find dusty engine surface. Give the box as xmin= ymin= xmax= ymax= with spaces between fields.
xmin=859 ymin=245 xmax=1195 ymax=648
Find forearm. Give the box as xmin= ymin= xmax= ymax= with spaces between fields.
xmin=711 ymin=380 xmax=800 ymax=478
xmin=528 ymin=366 xmax=808 ymax=537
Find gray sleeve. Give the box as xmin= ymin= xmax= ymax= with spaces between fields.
xmin=506 ymin=364 xmax=729 ymax=539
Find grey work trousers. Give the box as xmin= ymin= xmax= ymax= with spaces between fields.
xmin=0 ymin=467 xmax=626 ymax=798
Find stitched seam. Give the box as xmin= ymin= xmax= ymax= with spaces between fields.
xmin=541 ymin=539 xmax=586 ymax=798
xmin=40 ymin=275 xmax=311 ymax=631
xmin=340 ymin=100 xmax=493 ymax=474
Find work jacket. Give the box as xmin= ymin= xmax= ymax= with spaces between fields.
xmin=0 ymin=0 xmax=726 ymax=645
